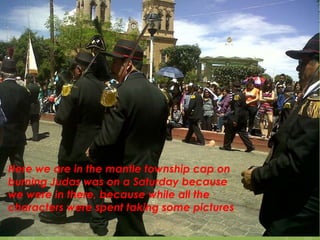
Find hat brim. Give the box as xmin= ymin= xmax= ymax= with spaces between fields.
xmin=286 ymin=49 xmax=318 ymax=59
xmin=105 ymin=52 xmax=126 ymax=59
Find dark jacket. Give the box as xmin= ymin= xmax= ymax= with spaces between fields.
xmin=54 ymin=71 xmax=105 ymax=164
xmin=228 ymin=91 xmax=248 ymax=125
xmin=26 ymin=82 xmax=40 ymax=115
xmin=90 ymin=71 xmax=168 ymax=194
xmin=0 ymin=79 xmax=31 ymax=146
xmin=252 ymin=87 xmax=319 ymax=231
xmin=187 ymin=91 xmax=203 ymax=121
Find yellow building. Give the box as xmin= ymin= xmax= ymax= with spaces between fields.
xmin=76 ymin=0 xmax=177 ymax=77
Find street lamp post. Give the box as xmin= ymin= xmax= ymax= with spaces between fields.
xmin=146 ymin=13 xmax=161 ymax=82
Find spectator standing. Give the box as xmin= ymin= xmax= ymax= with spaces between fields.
xmin=201 ymin=87 xmax=215 ymax=130
xmin=38 ymin=51 xmax=108 ymax=236
xmin=244 ymin=78 xmax=260 ymax=135
xmin=182 ymin=84 xmax=205 ymax=145
xmin=241 ymin=33 xmax=319 ymax=236
xmin=219 ymin=82 xmax=254 ymax=152
xmin=0 ymin=59 xmax=31 ymax=204
xmin=215 ymin=87 xmax=232 ymax=132
xmin=180 ymin=83 xmax=191 ymax=127
xmin=87 ymin=39 xmax=168 ymax=236
xmin=258 ymin=79 xmax=275 ymax=139
xmin=168 ymin=78 xmax=182 ymax=106
xmin=166 ymin=104 xmax=183 ymax=140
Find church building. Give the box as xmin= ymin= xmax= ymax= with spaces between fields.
xmin=76 ymin=0 xmax=177 ymax=73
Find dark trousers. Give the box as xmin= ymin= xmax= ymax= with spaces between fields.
xmin=201 ymin=116 xmax=213 ymax=131
xmin=185 ymin=120 xmax=205 ymax=145
xmin=51 ymin=161 xmax=107 ymax=229
xmin=166 ymin=121 xmax=182 ymax=140
xmin=112 ymin=196 xmax=149 ymax=236
xmin=30 ymin=114 xmax=40 ymax=140
xmin=263 ymin=194 xmax=319 ymax=236
xmin=223 ymin=121 xmax=253 ymax=149
xmin=247 ymin=106 xmax=258 ymax=133
xmin=0 ymin=145 xmax=26 ymax=195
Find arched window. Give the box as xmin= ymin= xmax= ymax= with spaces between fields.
xmin=100 ymin=2 xmax=106 ymax=22
xmin=90 ymin=1 xmax=97 ymax=21
xmin=165 ymin=13 xmax=170 ymax=31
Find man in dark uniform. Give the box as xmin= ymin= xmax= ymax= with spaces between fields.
xmin=220 ymin=82 xmax=254 ymax=152
xmin=26 ymin=77 xmax=41 ymax=141
xmin=38 ymin=51 xmax=108 ymax=236
xmin=0 ymin=59 xmax=31 ymax=204
xmin=182 ymin=84 xmax=205 ymax=145
xmin=87 ymin=39 xmax=168 ymax=236
xmin=241 ymin=33 xmax=319 ymax=236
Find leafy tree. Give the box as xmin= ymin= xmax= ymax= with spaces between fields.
xmin=211 ymin=65 xmax=266 ymax=88
xmin=160 ymin=45 xmax=201 ymax=82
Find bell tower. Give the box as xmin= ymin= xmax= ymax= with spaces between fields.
xmin=76 ymin=0 xmax=111 ymax=23
xmin=142 ymin=0 xmax=177 ymax=73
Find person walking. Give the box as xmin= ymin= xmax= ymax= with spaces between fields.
xmin=0 ymin=59 xmax=31 ymax=204
xmin=241 ymin=33 xmax=319 ymax=236
xmin=38 ymin=51 xmax=108 ymax=236
xmin=86 ymin=39 xmax=169 ymax=236
xmin=182 ymin=84 xmax=205 ymax=145
xmin=219 ymin=82 xmax=254 ymax=152
xmin=26 ymin=77 xmax=41 ymax=141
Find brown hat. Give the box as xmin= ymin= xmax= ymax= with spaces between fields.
xmin=106 ymin=39 xmax=143 ymax=61
xmin=1 ymin=59 xmax=16 ymax=74
xmin=286 ymin=33 xmax=319 ymax=59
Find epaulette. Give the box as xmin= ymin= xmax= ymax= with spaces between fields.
xmin=283 ymin=102 xmax=292 ymax=109
xmin=100 ymin=85 xmax=118 ymax=107
xmin=61 ymin=84 xmax=73 ymax=97
xmin=233 ymin=94 xmax=240 ymax=101
xmin=298 ymin=93 xmax=320 ymax=119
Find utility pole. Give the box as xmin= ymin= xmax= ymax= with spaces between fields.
xmin=50 ymin=0 xmax=55 ymax=79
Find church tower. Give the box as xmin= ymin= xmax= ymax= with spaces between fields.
xmin=142 ymin=0 xmax=177 ymax=73
xmin=76 ymin=0 xmax=111 ymax=23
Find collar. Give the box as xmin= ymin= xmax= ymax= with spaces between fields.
xmin=124 ymin=70 xmax=140 ymax=82
xmin=303 ymin=80 xmax=320 ymax=99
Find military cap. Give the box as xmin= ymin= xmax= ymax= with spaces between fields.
xmin=1 ymin=58 xmax=16 ymax=74
xmin=106 ymin=39 xmax=143 ymax=61
xmin=286 ymin=33 xmax=319 ymax=59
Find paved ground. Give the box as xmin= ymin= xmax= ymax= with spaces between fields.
xmin=0 ymin=120 xmax=268 ymax=237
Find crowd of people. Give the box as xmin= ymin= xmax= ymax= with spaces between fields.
xmin=165 ymin=72 xmax=303 ymax=150
xmin=0 ymin=32 xmax=319 ymax=237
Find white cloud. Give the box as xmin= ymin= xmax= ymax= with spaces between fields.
xmin=174 ymin=13 xmax=304 ymax=80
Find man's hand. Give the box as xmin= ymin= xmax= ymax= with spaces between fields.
xmin=241 ymin=167 xmax=256 ymax=191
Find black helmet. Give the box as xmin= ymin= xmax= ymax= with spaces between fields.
xmin=85 ymin=35 xmax=106 ymax=51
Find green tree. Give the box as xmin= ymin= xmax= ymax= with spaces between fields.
xmin=160 ymin=45 xmax=201 ymax=82
xmin=212 ymin=65 xmax=266 ymax=88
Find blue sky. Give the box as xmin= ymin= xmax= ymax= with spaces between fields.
xmin=0 ymin=0 xmax=319 ymax=80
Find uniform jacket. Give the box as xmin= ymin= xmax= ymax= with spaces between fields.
xmin=26 ymin=82 xmax=40 ymax=115
xmin=252 ymin=82 xmax=319 ymax=229
xmin=228 ymin=90 xmax=248 ymax=125
xmin=0 ymin=79 xmax=31 ymax=146
xmin=54 ymin=71 xmax=105 ymax=164
xmin=187 ymin=91 xmax=203 ymax=121
xmin=90 ymin=71 xmax=168 ymax=194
